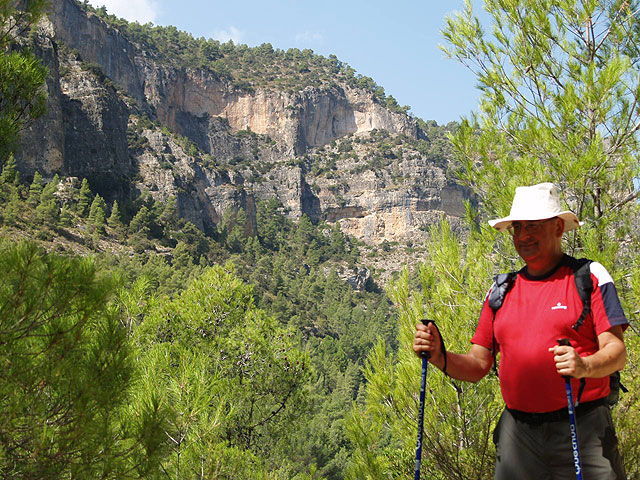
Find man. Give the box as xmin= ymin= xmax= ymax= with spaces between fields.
xmin=413 ymin=183 xmax=628 ymax=479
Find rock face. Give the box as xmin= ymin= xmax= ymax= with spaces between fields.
xmin=20 ymin=16 xmax=132 ymax=198
xmin=16 ymin=0 xmax=468 ymax=244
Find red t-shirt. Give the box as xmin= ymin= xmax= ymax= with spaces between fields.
xmin=471 ymin=256 xmax=628 ymax=413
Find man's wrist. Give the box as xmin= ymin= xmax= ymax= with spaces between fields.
xmin=579 ymin=356 xmax=591 ymax=379
xmin=431 ymin=352 xmax=446 ymax=373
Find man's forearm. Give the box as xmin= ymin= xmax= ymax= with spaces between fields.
xmin=552 ymin=327 xmax=626 ymax=379
xmin=430 ymin=345 xmax=493 ymax=383
xmin=582 ymin=337 xmax=626 ymax=379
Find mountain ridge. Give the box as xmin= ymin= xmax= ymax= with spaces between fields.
xmin=17 ymin=0 xmax=468 ymax=247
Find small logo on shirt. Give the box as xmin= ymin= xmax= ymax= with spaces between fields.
xmin=552 ymin=302 xmax=568 ymax=310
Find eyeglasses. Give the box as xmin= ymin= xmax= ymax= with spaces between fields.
xmin=507 ymin=218 xmax=556 ymax=237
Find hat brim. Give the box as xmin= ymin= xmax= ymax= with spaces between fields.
xmin=489 ymin=212 xmax=583 ymax=233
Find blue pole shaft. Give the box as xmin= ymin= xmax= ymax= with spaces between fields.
xmin=557 ymin=339 xmax=583 ymax=480
xmin=414 ymin=355 xmax=428 ymax=480
xmin=564 ymin=377 xmax=583 ymax=480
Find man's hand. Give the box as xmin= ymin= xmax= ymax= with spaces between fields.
xmin=413 ymin=322 xmax=445 ymax=371
xmin=549 ymin=342 xmax=588 ymax=378
xmin=548 ymin=326 xmax=626 ymax=379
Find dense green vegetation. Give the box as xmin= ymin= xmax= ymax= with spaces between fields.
xmin=74 ymin=0 xmax=410 ymax=114
xmin=0 ymin=241 xmax=156 ymax=479
xmin=0 ymin=149 xmax=398 ymax=478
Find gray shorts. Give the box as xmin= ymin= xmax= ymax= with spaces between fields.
xmin=493 ymin=403 xmax=625 ymax=480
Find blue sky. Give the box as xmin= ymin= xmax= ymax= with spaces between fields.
xmin=87 ymin=0 xmax=486 ymax=125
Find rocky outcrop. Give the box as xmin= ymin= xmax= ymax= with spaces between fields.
xmin=294 ymin=85 xmax=418 ymax=151
xmin=48 ymin=0 xmax=145 ymax=103
xmin=345 ymin=267 xmax=371 ymax=291
xmin=309 ymin=146 xmax=467 ymax=242
xmin=18 ymin=22 xmax=65 ymax=176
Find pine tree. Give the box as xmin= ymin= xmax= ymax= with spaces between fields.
xmin=0 ymin=242 xmax=165 ymax=478
xmin=76 ymin=178 xmax=92 ymax=217
xmin=129 ymin=205 xmax=152 ymax=238
xmin=330 ymin=222 xmax=346 ymax=255
xmin=59 ymin=205 xmax=74 ymax=227
xmin=130 ymin=264 xmax=312 ymax=478
xmin=35 ymin=175 xmax=60 ymax=226
xmin=107 ymin=200 xmax=124 ymax=234
xmin=226 ymin=208 xmax=247 ymax=253
xmin=306 ymin=239 xmax=322 ymax=266
xmin=88 ymin=194 xmax=107 ymax=234
xmin=293 ymin=214 xmax=314 ymax=256
xmin=0 ymin=154 xmax=19 ymax=220
xmin=171 ymin=240 xmax=194 ymax=270
xmin=158 ymin=195 xmax=180 ymax=237
xmin=0 ymin=0 xmax=48 ymax=163
xmin=0 ymin=154 xmax=19 ymax=188
xmin=347 ymin=220 xmax=501 ymax=480
xmin=257 ymin=197 xmax=286 ymax=249
xmin=27 ymin=171 xmax=43 ymax=208
xmin=41 ymin=174 xmax=60 ymax=199
xmin=3 ymin=189 xmax=22 ymax=226
xmin=442 ymin=0 xmax=640 ymax=260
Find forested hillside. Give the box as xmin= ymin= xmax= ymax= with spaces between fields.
xmin=0 ymin=154 xmax=402 ymax=478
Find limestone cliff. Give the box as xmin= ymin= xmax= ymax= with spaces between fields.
xmin=45 ymin=0 xmax=418 ymax=153
xmin=16 ymin=0 xmax=468 ymax=245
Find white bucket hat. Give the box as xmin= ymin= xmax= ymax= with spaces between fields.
xmin=489 ymin=182 xmax=583 ymax=232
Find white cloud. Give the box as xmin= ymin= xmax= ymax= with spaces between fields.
xmin=212 ymin=26 xmax=245 ymax=44
xmin=295 ymin=31 xmax=324 ymax=44
xmin=88 ymin=0 xmax=160 ymax=24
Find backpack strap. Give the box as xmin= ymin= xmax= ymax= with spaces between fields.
xmin=488 ymin=272 xmax=518 ymax=312
xmin=561 ymin=257 xmax=592 ymax=404
xmin=489 ymin=271 xmax=518 ymax=376
xmin=565 ymin=257 xmax=593 ymax=332
xmin=565 ymin=257 xmax=628 ymax=405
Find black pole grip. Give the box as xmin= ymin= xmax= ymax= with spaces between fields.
xmin=557 ymin=338 xmax=571 ymax=379
xmin=420 ymin=319 xmax=435 ymax=360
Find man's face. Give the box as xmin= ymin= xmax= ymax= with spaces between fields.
xmin=509 ymin=217 xmax=563 ymax=265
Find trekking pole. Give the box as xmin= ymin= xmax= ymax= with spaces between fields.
xmin=557 ymin=339 xmax=583 ymax=480
xmin=414 ymin=319 xmax=434 ymax=480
